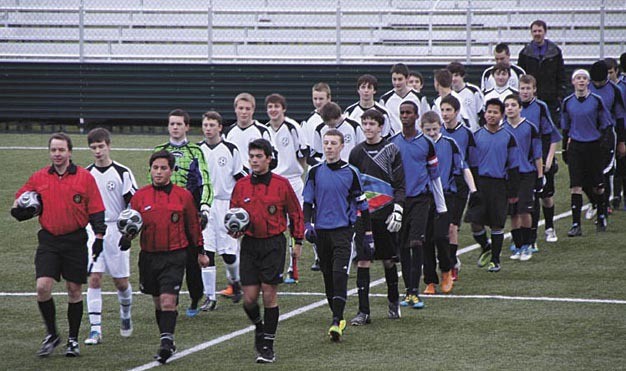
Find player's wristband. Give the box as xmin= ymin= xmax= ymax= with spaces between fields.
xmin=198 ymin=247 xmax=207 ymax=256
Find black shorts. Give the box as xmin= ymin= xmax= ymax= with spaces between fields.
xmin=35 ymin=229 xmax=88 ymax=284
xmin=400 ymin=194 xmax=432 ymax=246
xmin=240 ymin=234 xmax=286 ymax=286
xmin=316 ymin=227 xmax=353 ymax=275
xmin=465 ymin=177 xmax=508 ymax=229
xmin=450 ymin=175 xmax=468 ymax=226
xmin=568 ymin=140 xmax=605 ymax=189
xmin=616 ymin=156 xmax=626 ymax=177
xmin=139 ymin=249 xmax=186 ymax=296
xmin=354 ymin=218 xmax=398 ymax=261
xmin=508 ymin=172 xmax=536 ymax=216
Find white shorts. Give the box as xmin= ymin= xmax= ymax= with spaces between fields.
xmin=287 ymin=176 xmax=304 ymax=206
xmin=203 ymin=199 xmax=239 ymax=256
xmin=87 ymin=222 xmax=131 ymax=278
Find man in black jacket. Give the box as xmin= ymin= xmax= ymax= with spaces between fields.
xmin=518 ymin=20 xmax=566 ymax=127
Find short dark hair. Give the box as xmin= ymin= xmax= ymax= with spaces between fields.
xmin=324 ymin=128 xmax=344 ymax=144
xmin=434 ymin=69 xmax=452 ymax=88
xmin=485 ymin=98 xmax=505 ymax=114
xmin=446 ymin=61 xmax=465 ymax=77
xmin=87 ymin=127 xmax=111 ymax=145
xmin=519 ymin=74 xmax=537 ymax=87
xmin=530 ymin=20 xmax=547 ymax=32
xmin=493 ymin=62 xmax=511 ymax=75
xmin=169 ymin=108 xmax=190 ymax=125
xmin=504 ymin=94 xmax=523 ymax=107
xmin=494 ymin=43 xmax=510 ymax=55
xmin=400 ymin=100 xmax=419 ymax=115
xmin=390 ymin=63 xmax=410 ymax=77
xmin=357 ymin=74 xmax=378 ymax=91
xmin=620 ymin=52 xmax=626 ymax=71
xmin=265 ymin=93 xmax=287 ymax=110
xmin=440 ymin=94 xmax=460 ymax=112
xmin=319 ymin=102 xmax=342 ymax=122
xmin=420 ymin=111 xmax=441 ymax=126
xmin=202 ymin=110 xmax=223 ymax=125
xmin=361 ymin=109 xmax=384 ymax=127
xmin=149 ymin=150 xmax=175 ymax=169
xmin=409 ymin=70 xmax=423 ymax=82
xmin=604 ymin=57 xmax=619 ymax=71
xmin=248 ymin=138 xmax=273 ymax=157
xmin=48 ymin=132 xmax=73 ymax=151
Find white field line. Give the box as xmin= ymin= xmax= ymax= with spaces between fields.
xmin=0 ymin=146 xmax=152 ymax=151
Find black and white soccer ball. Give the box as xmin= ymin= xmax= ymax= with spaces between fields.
xmin=224 ymin=207 xmax=250 ymax=233
xmin=17 ymin=191 xmax=42 ymax=216
xmin=117 ymin=209 xmax=143 ymax=236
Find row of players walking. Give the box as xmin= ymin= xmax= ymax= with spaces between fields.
xmin=12 ymin=51 xmax=626 ymax=363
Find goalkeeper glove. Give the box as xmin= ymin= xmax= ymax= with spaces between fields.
xmin=10 ymin=207 xmax=37 ymax=221
xmin=119 ymin=235 xmax=132 ymax=251
xmin=92 ymin=238 xmax=104 ymax=261
xmin=385 ymin=204 xmax=403 ymax=233
xmin=200 ymin=205 xmax=210 ymax=230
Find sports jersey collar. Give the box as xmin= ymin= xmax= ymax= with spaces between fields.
xmin=169 ymin=138 xmax=189 ymax=147
xmin=326 ymin=160 xmax=347 ymax=171
xmin=251 ymin=171 xmax=272 ymax=185
xmin=93 ymin=163 xmax=114 ymax=173
xmin=521 ymin=98 xmax=536 ymax=108
xmin=153 ymin=182 xmax=173 ymax=194
xmin=203 ymin=139 xmax=222 ymax=150
xmin=48 ymin=161 xmax=77 ymax=175
xmin=400 ymin=131 xmax=423 ymax=141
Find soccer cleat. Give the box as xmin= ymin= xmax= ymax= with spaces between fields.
xmin=37 ymin=334 xmax=61 ymax=357
xmin=487 ymin=262 xmax=501 ymax=272
xmin=255 ymin=346 xmax=275 ymax=363
xmin=200 ymin=297 xmax=218 ymax=312
xmin=310 ymin=259 xmax=321 ymax=271
xmin=477 ymin=245 xmax=492 ymax=267
xmin=388 ymin=301 xmax=401 ymax=319
xmin=120 ymin=318 xmax=133 ymax=337
xmin=510 ymin=248 xmax=521 ymax=260
xmin=400 ymin=293 xmax=413 ymax=307
xmin=218 ymin=284 xmax=234 ymax=297
xmin=283 ymin=270 xmax=297 ymax=284
xmin=412 ymin=295 xmax=425 ymax=309
xmin=585 ymin=204 xmax=597 ymax=220
xmin=596 ymin=217 xmax=608 ymax=233
xmin=530 ymin=243 xmax=539 ymax=253
xmin=440 ymin=271 xmax=453 ymax=294
xmin=520 ymin=245 xmax=533 ymax=261
xmin=231 ymin=281 xmax=243 ymax=303
xmin=509 ymin=243 xmax=517 ymax=252
xmin=350 ymin=312 xmax=371 ymax=326
xmin=186 ymin=307 xmax=200 ymax=318
xmin=567 ymin=224 xmax=582 ymax=237
xmin=328 ymin=320 xmax=347 ymax=342
xmin=84 ymin=330 xmax=102 ymax=345
xmin=451 ymin=267 xmax=459 ymax=281
xmin=65 ymin=338 xmax=80 ymax=357
xmin=155 ymin=340 xmax=176 ymax=364
xmin=545 ymin=228 xmax=558 ymax=243
xmin=423 ymin=283 xmax=436 ymax=295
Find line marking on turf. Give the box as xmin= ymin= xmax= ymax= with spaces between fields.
xmin=0 ymin=146 xmax=152 ymax=151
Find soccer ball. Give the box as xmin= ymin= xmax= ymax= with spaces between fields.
xmin=224 ymin=207 xmax=250 ymax=233
xmin=117 ymin=209 xmax=143 ymax=236
xmin=17 ymin=191 xmax=41 ymax=215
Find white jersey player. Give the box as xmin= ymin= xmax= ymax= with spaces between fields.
xmin=199 ymin=111 xmax=247 ymax=310
xmin=448 ymin=61 xmax=485 ymax=132
xmin=302 ymin=83 xmax=332 ymax=165
xmin=84 ymin=128 xmax=137 ymax=345
xmin=345 ymin=74 xmax=392 ymax=138
xmin=311 ymin=102 xmax=366 ymax=163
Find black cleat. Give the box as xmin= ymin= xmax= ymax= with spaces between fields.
xmin=596 ymin=217 xmax=607 ymax=233
xmin=310 ymin=259 xmax=321 ymax=271
xmin=255 ymin=346 xmax=275 ymax=363
xmin=36 ymin=334 xmax=61 ymax=357
xmin=155 ymin=339 xmax=176 ymax=364
xmin=65 ymin=338 xmax=80 ymax=357
xmin=567 ymin=224 xmax=582 ymax=237
xmin=231 ymin=281 xmax=243 ymax=304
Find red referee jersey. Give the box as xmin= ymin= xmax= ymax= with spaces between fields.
xmin=131 ymin=183 xmax=203 ymax=253
xmin=231 ymin=172 xmax=304 ymax=240
xmin=16 ymin=163 xmax=105 ymax=236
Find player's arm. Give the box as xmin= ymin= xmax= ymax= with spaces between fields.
xmin=531 ymin=126 xmax=544 ymax=178
xmin=506 ymin=136 xmax=521 ymax=201
xmin=196 ymin=149 xmax=214 ymax=209
xmin=183 ymin=191 xmax=204 ymax=255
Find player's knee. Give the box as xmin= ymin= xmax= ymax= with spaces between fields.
xmin=88 ymin=274 xmax=102 ymax=289
xmin=222 ymin=253 xmax=237 ymax=265
xmin=593 ymin=185 xmax=605 ymax=195
xmin=112 ymin=278 xmax=129 ymax=292
xmin=382 ymin=259 xmax=395 ymax=269
xmin=357 ymin=260 xmax=371 ymax=268
xmin=409 ymin=239 xmax=423 ymax=249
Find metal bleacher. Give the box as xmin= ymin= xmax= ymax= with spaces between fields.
xmin=0 ymin=0 xmax=624 ymax=64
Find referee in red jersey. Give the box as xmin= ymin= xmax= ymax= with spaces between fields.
xmin=129 ymin=150 xmax=209 ymax=364
xmin=12 ymin=133 xmax=106 ymax=358
xmin=229 ymin=139 xmax=304 ymax=364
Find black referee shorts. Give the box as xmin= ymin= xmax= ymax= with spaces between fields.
xmin=316 ymin=227 xmax=353 ymax=275
xmin=35 ymin=228 xmax=88 ymax=284
xmin=240 ymin=234 xmax=286 ymax=286
xmin=139 ymin=249 xmax=186 ymax=296
xmin=400 ymin=194 xmax=432 ymax=246
xmin=465 ymin=177 xmax=508 ymax=229
xmin=354 ymin=218 xmax=398 ymax=261
xmin=568 ymin=140 xmax=605 ymax=189
xmin=508 ymin=172 xmax=536 ymax=216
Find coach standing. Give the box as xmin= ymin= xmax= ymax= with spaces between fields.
xmin=229 ymin=138 xmax=304 ymax=364
xmin=12 ymin=133 xmax=106 ymax=358
xmin=518 ymin=20 xmax=566 ymax=126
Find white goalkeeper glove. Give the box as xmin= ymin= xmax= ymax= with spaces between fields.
xmin=385 ymin=203 xmax=403 ymax=233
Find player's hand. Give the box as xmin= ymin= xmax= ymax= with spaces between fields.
xmin=304 ymin=222 xmax=317 ymax=244
xmin=508 ymin=197 xmax=519 ymax=204
xmin=292 ymin=243 xmax=302 ymax=259
xmin=363 ymin=232 xmax=375 ymax=257
xmin=385 ymin=204 xmax=403 ymax=233
xmin=617 ymin=142 xmax=626 ymax=158
xmin=10 ymin=207 xmax=36 ymax=221
xmin=198 ymin=252 xmax=210 ymax=268
xmin=535 ymin=176 xmax=546 ymax=194
xmin=92 ymin=238 xmax=104 ymax=261
xmin=561 ymin=149 xmax=568 ymax=164
xmin=228 ymin=230 xmax=244 ymax=239
xmin=468 ymin=191 xmax=482 ymax=208
xmin=119 ymin=235 xmax=132 ymax=251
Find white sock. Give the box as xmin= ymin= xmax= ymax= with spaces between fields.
xmin=117 ymin=284 xmax=132 ymax=320
xmin=87 ymin=287 xmax=102 ymax=333
xmin=201 ymin=266 xmax=217 ymax=300
xmin=312 ymin=243 xmax=319 ymax=260
xmin=287 ymin=245 xmax=294 ymax=272
xmin=226 ymin=258 xmax=240 ymax=283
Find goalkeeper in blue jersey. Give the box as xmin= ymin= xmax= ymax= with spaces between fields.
xmin=154 ymin=108 xmax=213 ymax=317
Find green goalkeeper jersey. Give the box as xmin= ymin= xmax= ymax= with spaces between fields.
xmin=153 ymin=140 xmax=213 ymax=208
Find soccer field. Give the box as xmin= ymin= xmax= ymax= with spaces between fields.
xmin=1 ymin=133 xmax=625 ymax=370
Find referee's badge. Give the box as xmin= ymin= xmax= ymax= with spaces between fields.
xmin=268 ymin=205 xmax=277 ymax=215
xmin=73 ymin=194 xmax=82 ymax=203
xmin=171 ymin=212 xmax=180 ymax=223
